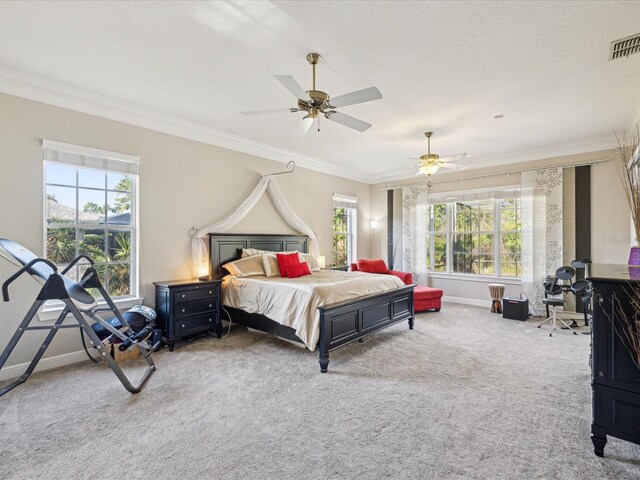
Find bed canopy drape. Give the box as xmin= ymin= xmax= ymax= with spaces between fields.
xmin=190 ymin=174 xmax=319 ymax=276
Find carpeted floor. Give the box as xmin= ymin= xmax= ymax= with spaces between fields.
xmin=1 ymin=303 xmax=639 ymax=479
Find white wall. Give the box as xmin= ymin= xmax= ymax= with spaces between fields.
xmin=0 ymin=93 xmax=373 ymax=368
xmin=372 ymin=149 xmax=630 ymax=304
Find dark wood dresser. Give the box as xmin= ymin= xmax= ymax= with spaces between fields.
xmin=154 ymin=279 xmax=222 ymax=351
xmin=588 ymin=264 xmax=640 ymax=456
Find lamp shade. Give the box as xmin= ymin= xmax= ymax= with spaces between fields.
xmin=419 ymin=164 xmax=440 ymax=176
xmin=370 ymin=220 xmax=378 ymax=230
xmin=318 ymin=255 xmax=326 ymax=269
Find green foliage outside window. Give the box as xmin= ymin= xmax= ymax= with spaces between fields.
xmin=46 ymin=168 xmax=133 ymax=298
xmin=332 ymin=207 xmax=352 ymax=267
xmin=426 ymin=197 xmax=521 ymax=277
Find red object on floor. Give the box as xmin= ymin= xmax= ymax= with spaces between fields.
xmin=414 ymin=285 xmax=443 ymax=312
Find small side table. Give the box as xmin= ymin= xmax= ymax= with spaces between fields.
xmin=154 ymin=279 xmax=222 ymax=351
xmin=323 ymin=265 xmax=349 ymax=272
xmin=489 ymin=283 xmax=506 ymax=313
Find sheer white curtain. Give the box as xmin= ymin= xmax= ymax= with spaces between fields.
xmin=402 ymin=185 xmax=429 ymax=285
xmin=190 ymin=175 xmax=318 ymax=276
xmin=521 ymin=168 xmax=563 ymax=310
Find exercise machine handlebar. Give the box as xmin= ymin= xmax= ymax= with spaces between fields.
xmin=2 ymin=258 xmax=58 ymax=302
xmin=61 ymin=254 xmax=95 ymax=275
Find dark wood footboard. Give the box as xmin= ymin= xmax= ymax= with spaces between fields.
xmin=222 ymin=285 xmax=415 ymax=372
xmin=317 ymin=285 xmax=414 ymax=372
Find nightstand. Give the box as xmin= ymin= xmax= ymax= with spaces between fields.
xmin=324 ymin=265 xmax=349 ymax=271
xmin=154 ymin=279 xmax=222 ymax=351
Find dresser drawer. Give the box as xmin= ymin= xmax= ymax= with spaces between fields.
xmin=599 ymin=387 xmax=640 ymax=438
xmin=174 ymin=298 xmax=217 ymax=318
xmin=175 ymin=314 xmax=217 ymax=334
xmin=173 ymin=285 xmax=217 ymax=302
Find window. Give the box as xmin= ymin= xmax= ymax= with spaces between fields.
xmin=43 ymin=140 xmax=139 ymax=299
xmin=425 ymin=193 xmax=521 ymax=277
xmin=332 ymin=194 xmax=357 ymax=267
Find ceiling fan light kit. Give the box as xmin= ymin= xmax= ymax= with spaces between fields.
xmin=413 ymin=131 xmax=467 ymax=184
xmin=242 ymin=53 xmax=382 ymax=135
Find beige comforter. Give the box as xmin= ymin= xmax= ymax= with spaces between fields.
xmin=221 ymin=270 xmax=405 ymax=349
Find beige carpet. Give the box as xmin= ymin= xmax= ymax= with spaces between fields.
xmin=0 ymin=304 xmax=639 ymax=479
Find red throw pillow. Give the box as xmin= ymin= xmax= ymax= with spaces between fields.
xmin=356 ymin=259 xmax=388 ymax=274
xmin=276 ymin=252 xmax=301 ymax=277
xmin=288 ymin=260 xmax=312 ymax=279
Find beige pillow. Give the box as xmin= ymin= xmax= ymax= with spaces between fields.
xmin=261 ymin=253 xmax=281 ymax=277
xmin=242 ymin=248 xmax=299 ymax=258
xmin=223 ymin=255 xmax=266 ymax=277
xmin=242 ymin=249 xmax=318 ymax=270
xmin=300 ymin=254 xmax=320 ymax=272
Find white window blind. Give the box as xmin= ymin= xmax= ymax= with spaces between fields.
xmin=333 ymin=193 xmax=358 ymax=209
xmin=43 ymin=140 xmax=139 ymax=176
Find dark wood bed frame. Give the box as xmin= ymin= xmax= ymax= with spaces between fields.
xmin=209 ymin=233 xmax=415 ymax=372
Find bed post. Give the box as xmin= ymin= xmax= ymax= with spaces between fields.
xmin=408 ymin=289 xmax=415 ymax=329
xmin=318 ymin=308 xmax=330 ymax=373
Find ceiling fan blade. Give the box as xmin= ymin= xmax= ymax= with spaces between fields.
xmin=325 ymin=111 xmax=371 ymax=132
xmin=327 ymin=86 xmax=382 ymax=108
xmin=274 ymin=75 xmax=308 ymax=101
xmin=439 ymin=163 xmax=466 ymax=170
xmin=293 ymin=117 xmax=314 ymax=137
xmin=439 ymin=153 xmax=470 ymax=162
xmin=241 ymin=108 xmax=291 ymax=116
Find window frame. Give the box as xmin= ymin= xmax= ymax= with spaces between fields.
xmin=426 ymin=194 xmax=521 ymax=278
xmin=40 ymin=142 xmax=141 ymax=318
xmin=332 ymin=195 xmax=358 ymax=267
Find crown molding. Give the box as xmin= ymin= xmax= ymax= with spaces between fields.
xmin=0 ymin=67 xmax=376 ymax=184
xmin=374 ymin=134 xmax=618 ymax=183
xmin=0 ymin=66 xmax=633 ymax=186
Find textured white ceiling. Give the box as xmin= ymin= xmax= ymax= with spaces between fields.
xmin=0 ymin=1 xmax=639 ymax=181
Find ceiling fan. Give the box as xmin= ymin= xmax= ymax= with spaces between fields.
xmin=241 ymin=53 xmax=382 ymax=136
xmin=411 ymin=132 xmax=468 ymax=184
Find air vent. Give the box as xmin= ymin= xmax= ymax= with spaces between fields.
xmin=609 ymin=32 xmax=640 ymax=60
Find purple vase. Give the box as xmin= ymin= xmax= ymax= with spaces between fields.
xmin=629 ymin=247 xmax=640 ymax=267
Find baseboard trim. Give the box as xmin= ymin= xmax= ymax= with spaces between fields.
xmin=442 ymin=296 xmax=492 ymax=308
xmin=0 ymin=349 xmax=89 ymax=382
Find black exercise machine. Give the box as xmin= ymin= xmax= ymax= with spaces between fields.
xmin=0 ymin=238 xmax=157 ymax=397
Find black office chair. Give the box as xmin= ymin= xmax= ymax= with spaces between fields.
xmin=570 ymin=258 xmax=592 ymax=331
xmin=539 ymin=268 xmax=578 ymax=336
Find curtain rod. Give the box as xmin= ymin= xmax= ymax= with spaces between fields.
xmin=378 ymin=159 xmax=610 ymax=190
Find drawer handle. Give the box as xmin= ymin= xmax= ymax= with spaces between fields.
xmin=181 ymin=294 xmax=186 ymax=299
xmin=181 ymin=308 xmax=186 ymax=313
xmin=209 ymin=304 xmax=213 ymax=308
xmin=181 ymin=323 xmax=185 ymax=328
xmin=209 ymin=318 xmax=212 ymax=322
xmin=208 ymin=290 xmax=213 ymax=295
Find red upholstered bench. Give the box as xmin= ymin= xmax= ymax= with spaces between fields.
xmin=414 ymin=285 xmax=443 ymax=312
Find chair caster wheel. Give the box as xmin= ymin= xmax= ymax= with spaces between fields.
xmin=538 ymin=326 xmax=541 ymax=328
xmin=549 ymin=333 xmax=552 ymax=337
xmin=573 ymin=331 xmax=578 ymax=335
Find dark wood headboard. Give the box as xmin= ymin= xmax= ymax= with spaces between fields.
xmin=209 ymin=233 xmax=309 ymax=279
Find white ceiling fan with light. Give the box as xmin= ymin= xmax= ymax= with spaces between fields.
xmin=412 ymin=132 xmax=468 ymax=185
xmin=241 ymin=53 xmax=383 ymax=136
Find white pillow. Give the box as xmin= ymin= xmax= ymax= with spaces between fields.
xmin=223 ymin=255 xmax=266 ymax=277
